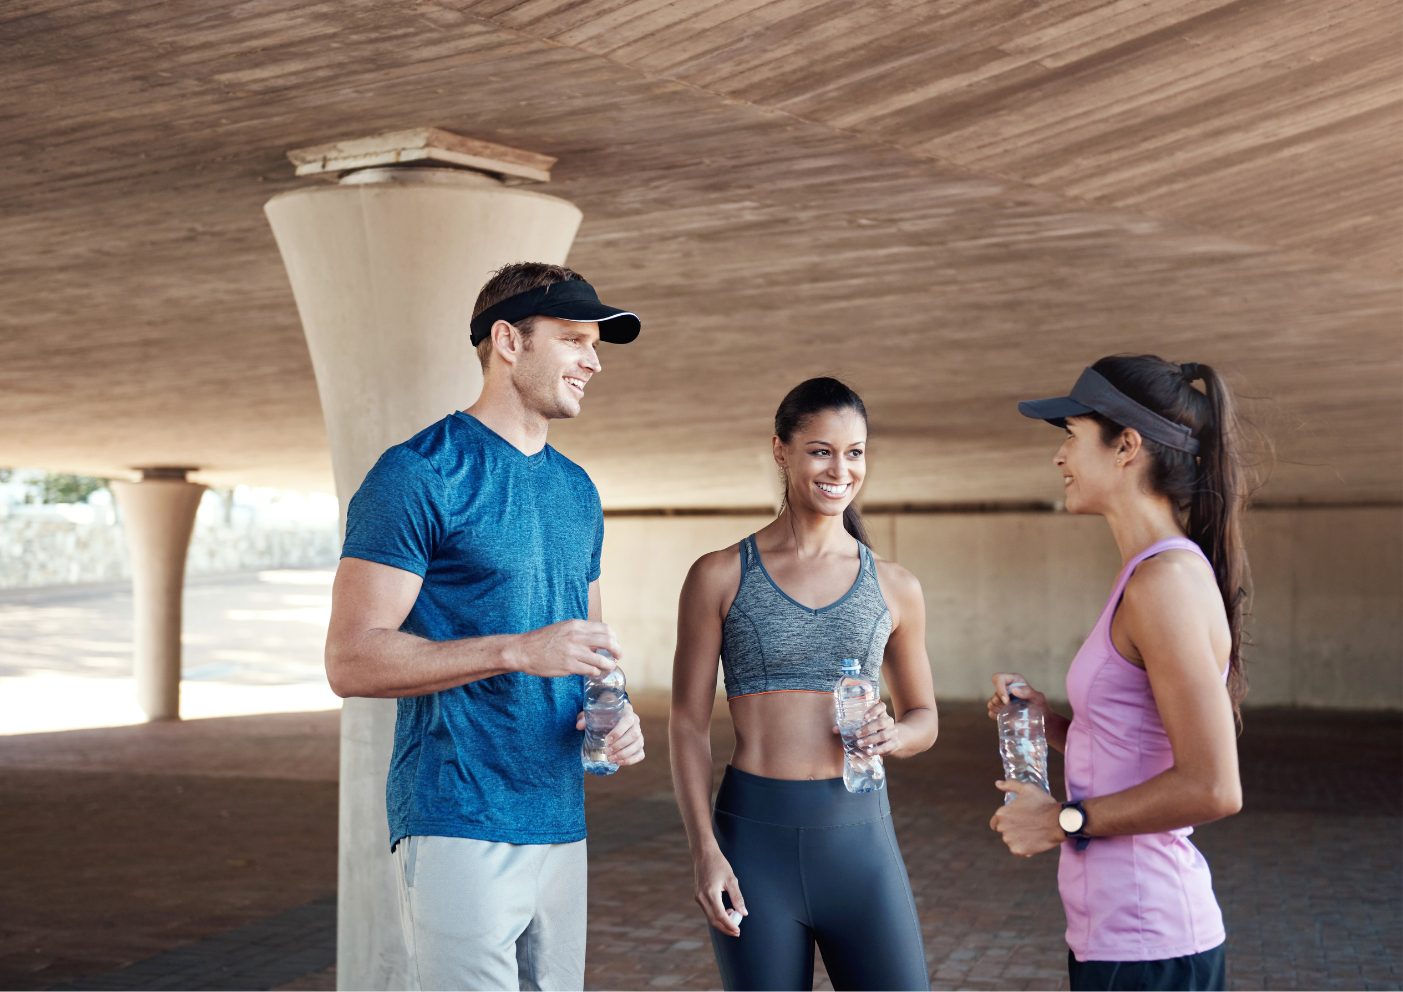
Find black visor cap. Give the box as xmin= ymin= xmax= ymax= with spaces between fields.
xmin=470 ymin=280 xmax=640 ymax=346
xmin=1018 ymin=367 xmax=1200 ymax=454
xmin=1016 ymin=394 xmax=1095 ymax=428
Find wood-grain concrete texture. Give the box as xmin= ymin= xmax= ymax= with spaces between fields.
xmin=2 ymin=1 xmax=1400 ymax=507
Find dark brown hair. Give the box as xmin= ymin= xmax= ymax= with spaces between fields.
xmin=1087 ymin=355 xmax=1251 ymax=718
xmin=774 ymin=377 xmax=872 ymax=547
xmin=471 ymin=263 xmax=583 ymax=370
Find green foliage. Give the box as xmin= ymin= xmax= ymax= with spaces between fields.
xmin=31 ymin=473 xmax=107 ymax=504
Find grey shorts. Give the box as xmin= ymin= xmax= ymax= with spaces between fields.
xmin=394 ymin=834 xmax=588 ymax=991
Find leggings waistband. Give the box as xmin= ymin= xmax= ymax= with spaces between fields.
xmin=714 ymin=765 xmax=891 ymax=827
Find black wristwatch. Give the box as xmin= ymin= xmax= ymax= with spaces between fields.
xmin=1060 ymin=801 xmax=1091 ymax=850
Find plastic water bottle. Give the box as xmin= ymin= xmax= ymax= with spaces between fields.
xmin=834 ymin=658 xmax=886 ymax=794
xmin=582 ymin=654 xmax=627 ymax=776
xmin=997 ymin=683 xmax=1050 ymax=803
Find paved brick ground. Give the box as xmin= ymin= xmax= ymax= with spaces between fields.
xmin=0 ymin=711 xmax=339 ymax=991
xmin=0 ymin=694 xmax=1398 ymax=991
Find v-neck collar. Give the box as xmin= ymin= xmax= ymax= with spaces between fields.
xmin=454 ymin=411 xmax=549 ymax=466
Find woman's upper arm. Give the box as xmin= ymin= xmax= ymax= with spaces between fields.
xmin=671 ymin=550 xmax=734 ymax=727
xmin=1122 ymin=557 xmax=1239 ymax=793
xmin=877 ymin=561 xmax=937 ymax=717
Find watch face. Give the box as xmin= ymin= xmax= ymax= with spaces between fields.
xmin=1059 ymin=805 xmax=1085 ymax=834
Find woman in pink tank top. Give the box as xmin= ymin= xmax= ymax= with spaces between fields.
xmin=986 ymin=355 xmax=1252 ymax=992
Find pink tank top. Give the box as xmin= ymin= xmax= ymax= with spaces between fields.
xmin=1059 ymin=536 xmax=1227 ymax=962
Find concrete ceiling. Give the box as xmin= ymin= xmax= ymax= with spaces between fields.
xmin=2 ymin=0 xmax=1400 ymax=509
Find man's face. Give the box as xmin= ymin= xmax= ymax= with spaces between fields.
xmin=513 ymin=316 xmax=603 ymax=420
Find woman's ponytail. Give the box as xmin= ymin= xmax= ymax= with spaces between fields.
xmin=842 ymin=504 xmax=873 ymax=549
xmin=1186 ymin=364 xmax=1250 ymax=715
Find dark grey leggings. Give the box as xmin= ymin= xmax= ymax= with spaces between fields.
xmin=709 ymin=766 xmax=930 ymax=991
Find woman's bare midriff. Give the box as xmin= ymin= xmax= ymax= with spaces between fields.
xmin=728 ymin=691 xmax=846 ymax=780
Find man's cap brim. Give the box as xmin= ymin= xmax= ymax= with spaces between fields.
xmin=469 ymin=279 xmax=641 ymax=346
xmin=541 ymin=302 xmax=641 ymax=344
xmin=1017 ymin=395 xmax=1095 ymax=427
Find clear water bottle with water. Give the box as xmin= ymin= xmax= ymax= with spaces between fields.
xmin=834 ymin=658 xmax=886 ymax=794
xmin=997 ymin=683 xmax=1050 ymax=803
xmin=582 ymin=653 xmax=627 ymax=777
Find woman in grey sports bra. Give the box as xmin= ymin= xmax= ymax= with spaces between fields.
xmin=670 ymin=377 xmax=939 ymax=991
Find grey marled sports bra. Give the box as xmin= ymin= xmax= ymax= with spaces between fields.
xmin=720 ymin=534 xmax=892 ymax=699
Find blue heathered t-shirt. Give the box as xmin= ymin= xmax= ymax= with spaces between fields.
xmin=341 ymin=411 xmax=603 ymax=850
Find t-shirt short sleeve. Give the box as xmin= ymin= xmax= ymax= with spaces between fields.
xmin=587 ymin=484 xmax=604 ymax=583
xmin=342 ymin=445 xmax=446 ymax=576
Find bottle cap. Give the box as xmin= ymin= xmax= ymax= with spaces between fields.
xmin=589 ymin=649 xmax=624 ymax=688
xmin=840 ymin=658 xmax=860 ymax=674
xmin=727 ymin=909 xmax=743 ymax=927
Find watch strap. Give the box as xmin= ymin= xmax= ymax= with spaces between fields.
xmin=1062 ymin=800 xmax=1092 ymax=850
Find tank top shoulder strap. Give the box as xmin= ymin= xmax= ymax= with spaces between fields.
xmin=1098 ymin=536 xmax=1222 ymax=679
xmin=1110 ymin=536 xmax=1211 ymax=604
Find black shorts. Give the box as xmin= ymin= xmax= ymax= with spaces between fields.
xmin=1068 ymin=942 xmax=1226 ymax=991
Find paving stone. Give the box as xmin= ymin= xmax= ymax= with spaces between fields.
xmin=3 ymin=699 xmax=1398 ymax=991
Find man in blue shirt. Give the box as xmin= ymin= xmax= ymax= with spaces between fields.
xmin=326 ymin=262 xmax=646 ymax=990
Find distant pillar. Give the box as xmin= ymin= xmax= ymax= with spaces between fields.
xmin=110 ymin=468 xmax=206 ymax=721
xmin=264 ymin=133 xmax=582 ymax=990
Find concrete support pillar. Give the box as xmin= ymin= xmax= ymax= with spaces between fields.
xmin=265 ymin=165 xmax=582 ymax=990
xmin=110 ymin=468 xmax=206 ymax=721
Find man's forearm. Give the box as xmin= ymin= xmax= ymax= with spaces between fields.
xmin=327 ymin=627 xmax=520 ymax=698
